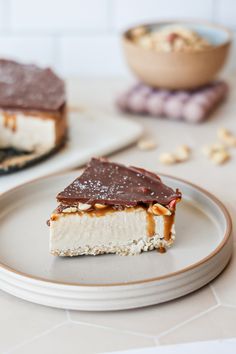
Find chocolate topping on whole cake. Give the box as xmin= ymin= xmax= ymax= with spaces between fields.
xmin=57 ymin=158 xmax=181 ymax=207
xmin=0 ymin=59 xmax=65 ymax=111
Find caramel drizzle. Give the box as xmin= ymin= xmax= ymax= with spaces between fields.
xmin=163 ymin=214 xmax=175 ymax=241
xmin=146 ymin=211 xmax=156 ymax=237
xmin=3 ymin=112 xmax=17 ymax=132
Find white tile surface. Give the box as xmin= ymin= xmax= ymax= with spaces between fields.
xmin=69 ymin=286 xmax=216 ymax=336
xmin=215 ymin=0 xmax=236 ymax=29
xmin=112 ymin=0 xmax=214 ymax=30
xmin=0 ymin=0 xmax=234 ymax=73
xmin=59 ymin=35 xmax=128 ymax=76
xmin=0 ymin=290 xmax=66 ymax=353
xmin=108 ymin=338 xmax=236 ymax=354
xmin=10 ymin=0 xmax=109 ymax=31
xmin=0 ymin=0 xmax=10 ymax=29
xmin=211 ymin=244 xmax=236 ymax=306
xmin=11 ymin=322 xmax=155 ymax=354
xmin=159 ymin=306 xmax=236 ymax=344
xmin=0 ymin=36 xmax=54 ymax=67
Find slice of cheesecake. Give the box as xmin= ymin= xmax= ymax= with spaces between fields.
xmin=49 ymin=158 xmax=181 ymax=256
xmin=0 ymin=59 xmax=67 ymax=172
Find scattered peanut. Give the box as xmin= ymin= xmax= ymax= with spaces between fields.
xmin=212 ymin=142 xmax=227 ymax=150
xmin=211 ymin=150 xmax=230 ymax=165
xmin=202 ymin=141 xmax=230 ymax=165
xmin=140 ymin=128 xmax=234 ymax=167
xmin=175 ymin=145 xmax=191 ymax=162
xmin=137 ymin=138 xmax=157 ymax=151
xmin=159 ymin=152 xmax=176 ymax=165
xmin=159 ymin=145 xmax=191 ymax=165
xmin=217 ymin=127 xmax=236 ymax=147
xmin=202 ymin=143 xmax=225 ymax=157
xmin=201 ymin=145 xmax=213 ymax=157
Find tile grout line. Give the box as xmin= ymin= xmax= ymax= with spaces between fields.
xmin=155 ymin=303 xmax=220 ymax=340
xmin=210 ymin=284 xmax=221 ymax=305
xmin=221 ymin=304 xmax=236 ymax=309
xmin=5 ymin=320 xmax=69 ymax=354
xmin=68 ymin=317 xmax=156 ymax=340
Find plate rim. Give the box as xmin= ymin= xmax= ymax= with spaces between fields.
xmin=0 ymin=170 xmax=232 ymax=288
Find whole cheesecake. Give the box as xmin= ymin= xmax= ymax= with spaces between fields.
xmin=0 ymin=59 xmax=67 ymax=172
xmin=48 ymin=158 xmax=181 ymax=256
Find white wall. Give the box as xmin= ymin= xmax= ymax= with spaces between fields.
xmin=0 ymin=0 xmax=235 ymax=77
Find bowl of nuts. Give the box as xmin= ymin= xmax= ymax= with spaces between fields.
xmin=122 ymin=21 xmax=232 ymax=89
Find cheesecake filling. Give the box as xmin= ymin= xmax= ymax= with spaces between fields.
xmin=0 ymin=112 xmax=56 ymax=152
xmin=49 ymin=204 xmax=176 ymax=256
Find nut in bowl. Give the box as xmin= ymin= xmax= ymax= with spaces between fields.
xmin=122 ymin=21 xmax=232 ymax=90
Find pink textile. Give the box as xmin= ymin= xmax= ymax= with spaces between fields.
xmin=116 ymin=81 xmax=228 ymax=123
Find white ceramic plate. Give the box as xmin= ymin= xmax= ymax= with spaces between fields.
xmin=0 ymin=112 xmax=142 ymax=193
xmin=0 ymin=171 xmax=232 ymax=311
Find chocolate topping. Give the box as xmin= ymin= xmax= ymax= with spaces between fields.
xmin=57 ymin=158 xmax=181 ymax=207
xmin=0 ymin=59 xmax=65 ymax=111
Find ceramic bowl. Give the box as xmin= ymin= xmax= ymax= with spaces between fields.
xmin=122 ymin=21 xmax=232 ymax=89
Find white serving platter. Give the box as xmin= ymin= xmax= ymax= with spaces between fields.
xmin=0 ymin=112 xmax=142 ymax=193
xmin=0 ymin=171 xmax=232 ymax=311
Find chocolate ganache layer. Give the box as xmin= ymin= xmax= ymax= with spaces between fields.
xmin=0 ymin=59 xmax=65 ymax=111
xmin=57 ymin=158 xmax=181 ymax=207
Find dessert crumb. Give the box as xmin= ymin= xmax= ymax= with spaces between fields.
xmin=211 ymin=150 xmax=230 ymax=165
xmin=137 ymin=138 xmax=157 ymax=151
xmin=159 ymin=152 xmax=176 ymax=165
xmin=201 ymin=140 xmax=230 ymax=165
xmin=175 ymin=145 xmax=191 ymax=162
xmin=159 ymin=145 xmax=191 ymax=165
xmin=217 ymin=127 xmax=236 ymax=147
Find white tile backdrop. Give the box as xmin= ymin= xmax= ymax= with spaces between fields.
xmin=0 ymin=0 xmax=235 ymax=77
